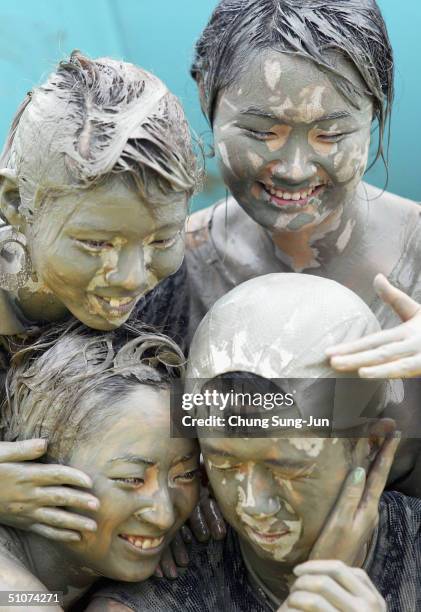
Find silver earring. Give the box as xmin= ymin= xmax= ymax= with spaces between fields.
xmin=0 ymin=226 xmax=32 ymax=292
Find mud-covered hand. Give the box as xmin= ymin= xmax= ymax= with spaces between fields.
xmin=0 ymin=439 xmax=99 ymax=542
xmin=278 ymin=560 xmax=386 ymax=611
xmin=327 ymin=274 xmax=421 ymax=378
xmin=154 ymin=526 xmax=192 ymax=579
xmin=309 ymin=432 xmax=399 ymax=564
xmin=188 ymin=485 xmax=226 ymax=543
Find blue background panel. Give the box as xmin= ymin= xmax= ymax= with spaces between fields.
xmin=0 ymin=0 xmax=419 ymax=210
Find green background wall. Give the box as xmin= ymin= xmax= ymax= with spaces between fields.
xmin=0 ymin=0 xmax=419 ymax=211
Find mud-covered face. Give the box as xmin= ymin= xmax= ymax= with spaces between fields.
xmin=63 ymin=386 xmax=199 ymax=582
xmin=201 ymin=437 xmax=359 ymax=564
xmin=29 ymin=174 xmax=187 ymax=330
xmin=213 ymin=50 xmax=373 ymax=232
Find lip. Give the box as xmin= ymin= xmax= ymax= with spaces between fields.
xmin=118 ymin=533 xmax=166 ymax=557
xmin=259 ymin=182 xmax=326 ymax=210
xmin=88 ymin=294 xmax=137 ymax=318
xmin=245 ymin=525 xmax=291 ymax=546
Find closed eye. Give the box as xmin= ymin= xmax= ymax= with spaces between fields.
xmin=150 ymin=234 xmax=179 ymax=250
xmin=242 ymin=128 xmax=276 ymax=141
xmin=273 ymin=466 xmax=315 ymax=481
xmin=211 ymin=463 xmax=242 ymax=472
xmin=174 ymin=468 xmax=200 ymax=483
xmin=112 ymin=477 xmax=145 ymax=488
xmin=75 ymin=238 xmax=114 ymax=251
xmin=317 ymin=133 xmax=346 ymax=143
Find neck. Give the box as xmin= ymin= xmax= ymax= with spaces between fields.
xmin=240 ymin=538 xmax=293 ymax=602
xmin=270 ymin=187 xmax=366 ymax=272
xmin=23 ymin=533 xmax=98 ymax=609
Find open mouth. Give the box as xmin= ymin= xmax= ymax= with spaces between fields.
xmin=259 ymin=182 xmax=326 ymax=208
xmin=88 ymin=294 xmax=137 ymax=318
xmin=119 ymin=533 xmax=165 ymax=553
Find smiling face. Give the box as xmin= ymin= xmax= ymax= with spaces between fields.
xmin=213 ymin=50 xmax=373 ymax=233
xmin=27 ymin=174 xmax=187 ymax=330
xmin=201 ymin=436 xmax=366 ymax=565
xmin=62 ymin=385 xmax=199 ymax=582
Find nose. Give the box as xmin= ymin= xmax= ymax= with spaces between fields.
xmin=271 ymin=141 xmax=317 ymax=186
xmin=239 ymin=464 xmax=281 ymax=518
xmin=133 ymin=486 xmax=175 ymax=532
xmin=106 ymin=245 xmax=149 ymax=294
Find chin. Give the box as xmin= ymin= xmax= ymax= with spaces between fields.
xmin=69 ymin=309 xmax=133 ymax=331
xmin=107 ymin=559 xmax=157 ymax=583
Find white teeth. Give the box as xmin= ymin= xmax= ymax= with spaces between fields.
xmin=124 ymin=535 xmax=164 ymax=550
xmin=101 ymin=296 xmax=133 ymax=306
xmin=265 ymin=183 xmax=323 ymax=202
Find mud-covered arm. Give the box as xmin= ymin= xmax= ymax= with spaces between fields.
xmin=327 ymin=274 xmax=421 ymax=378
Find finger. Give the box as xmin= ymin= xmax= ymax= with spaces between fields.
xmin=291 ymin=574 xmax=355 ymax=610
xmin=287 ymin=590 xmax=339 ymax=612
xmin=359 ymin=355 xmax=421 ymax=379
xmin=19 ymin=464 xmax=93 ymax=488
xmin=201 ymin=497 xmax=226 ymax=540
xmin=294 ymin=560 xmax=369 ymax=597
xmin=33 ymin=508 xmax=97 ymax=533
xmin=188 ymin=504 xmax=210 ymax=542
xmin=170 ymin=531 xmax=189 ymax=567
xmin=153 ymin=564 xmax=163 ymax=578
xmin=326 ymin=327 xmax=404 ymax=358
xmin=33 ymin=487 xmax=100 ymax=512
xmin=0 ymin=439 xmax=47 ymax=462
xmin=180 ymin=525 xmax=193 ymax=544
xmin=360 ymin=433 xmax=400 ymax=510
xmin=309 ymin=468 xmax=365 ymax=561
xmin=30 ymin=523 xmax=81 ymax=543
xmin=159 ymin=546 xmax=178 ymax=579
xmin=374 ymin=274 xmax=420 ymax=322
xmin=330 ymin=340 xmax=414 ymax=371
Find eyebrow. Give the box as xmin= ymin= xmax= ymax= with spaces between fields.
xmin=67 ymin=223 xmax=180 ymax=234
xmin=265 ymin=458 xmax=314 ymax=470
xmin=239 ymin=107 xmax=352 ymax=124
xmin=107 ymin=454 xmax=156 ymax=466
xmin=317 ymin=110 xmax=352 ymax=122
xmin=239 ymin=106 xmax=279 ymax=121
xmin=202 ymin=447 xmax=313 ymax=469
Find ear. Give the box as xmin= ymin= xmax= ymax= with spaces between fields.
xmin=0 ymin=168 xmax=23 ymax=227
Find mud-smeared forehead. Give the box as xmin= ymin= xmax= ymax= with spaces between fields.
xmin=221 ymin=49 xmax=371 ymax=126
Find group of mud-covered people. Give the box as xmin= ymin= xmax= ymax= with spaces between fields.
xmin=0 ymin=1 xmax=420 ymax=611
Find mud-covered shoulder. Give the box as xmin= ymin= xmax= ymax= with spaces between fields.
xmin=363 ymin=181 xmax=420 ymax=229
xmin=363 ymin=182 xmax=421 ymax=273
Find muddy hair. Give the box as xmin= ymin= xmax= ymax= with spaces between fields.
xmin=191 ymin=0 xmax=393 ymax=166
xmin=1 ymin=51 xmax=199 ymax=222
xmin=0 ymin=319 xmax=185 ymax=463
